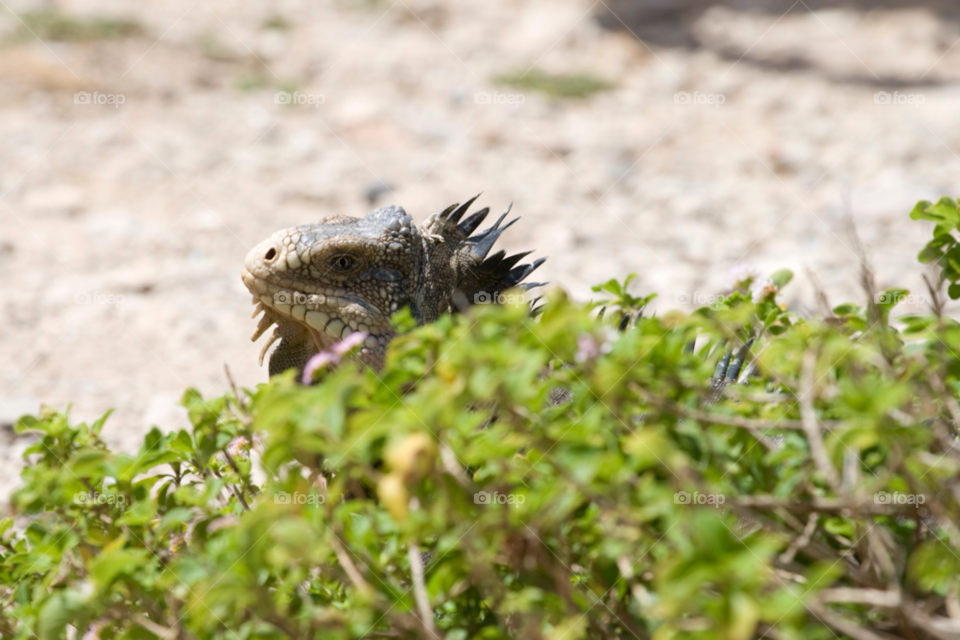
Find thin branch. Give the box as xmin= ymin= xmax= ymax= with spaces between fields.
xmin=133 ymin=614 xmax=177 ymax=640
xmin=779 ymin=512 xmax=818 ymax=565
xmin=439 ymin=442 xmax=472 ymax=488
xmin=806 ymin=267 xmax=836 ymax=320
xmin=947 ymin=580 xmax=960 ymax=621
xmin=408 ymin=544 xmax=438 ymax=638
xmin=806 ymin=601 xmax=887 ymax=640
xmin=224 ymin=363 xmax=247 ymax=412
xmin=221 ymin=448 xmax=252 ymax=511
xmin=629 ymin=383 xmax=817 ymax=431
xmin=329 ymin=536 xmax=372 ymax=596
xmin=819 ymin=588 xmax=901 ymax=607
xmin=800 ymin=351 xmax=841 ymax=491
xmin=735 ymin=495 xmax=911 ymax=516
xmin=923 ymin=271 xmax=945 ymax=318
xmin=902 ymin=600 xmax=960 ymax=640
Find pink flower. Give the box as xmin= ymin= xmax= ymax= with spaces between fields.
xmin=575 ymin=333 xmax=601 ymax=363
xmin=728 ymin=262 xmax=760 ymax=290
xmin=227 ymin=436 xmax=249 ymax=458
xmin=303 ymin=351 xmax=340 ymax=384
xmin=332 ymin=330 xmax=368 ymax=356
xmin=302 ymin=332 xmax=369 ymax=384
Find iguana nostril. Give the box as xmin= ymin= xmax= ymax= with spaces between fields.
xmin=264 ymin=248 xmax=277 ymax=261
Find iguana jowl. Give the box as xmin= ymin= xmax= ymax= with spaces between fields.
xmin=241 ymin=195 xmax=545 ymax=376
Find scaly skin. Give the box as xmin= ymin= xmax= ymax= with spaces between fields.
xmin=241 ymin=196 xmax=545 ymax=376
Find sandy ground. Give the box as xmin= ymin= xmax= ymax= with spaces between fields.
xmin=2 ymin=0 xmax=960 ymax=496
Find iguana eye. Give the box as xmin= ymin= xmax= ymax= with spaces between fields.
xmin=331 ymin=255 xmax=355 ymax=271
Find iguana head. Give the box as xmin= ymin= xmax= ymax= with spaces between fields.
xmin=241 ymin=195 xmax=545 ymax=375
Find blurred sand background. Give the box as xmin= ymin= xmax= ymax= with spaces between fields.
xmin=3 ymin=0 xmax=960 ymax=493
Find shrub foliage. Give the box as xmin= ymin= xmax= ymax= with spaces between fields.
xmin=4 ymin=201 xmax=960 ymax=639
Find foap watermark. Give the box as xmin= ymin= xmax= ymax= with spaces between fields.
xmin=674 ymin=291 xmax=729 ymax=307
xmin=474 ymin=291 xmax=525 ymax=305
xmin=875 ymin=292 xmax=926 ymax=306
xmin=675 ymin=91 xmax=724 ymax=108
xmin=674 ymin=490 xmax=725 ymax=507
xmin=274 ymin=290 xmax=330 ymax=308
xmin=75 ymin=291 xmax=125 ymax=307
xmin=274 ymin=490 xmax=325 ymax=506
xmin=874 ymin=91 xmax=924 ymax=107
xmin=274 ymin=91 xmax=325 ymax=108
xmin=74 ymin=492 xmax=126 ymax=506
xmin=474 ymin=91 xmax=525 ymax=108
xmin=74 ymin=91 xmax=125 ymax=108
xmin=875 ymin=491 xmax=925 ymax=505
xmin=474 ymin=490 xmax=525 ymax=507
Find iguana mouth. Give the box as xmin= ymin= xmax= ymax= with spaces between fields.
xmin=241 ymin=262 xmax=391 ymax=368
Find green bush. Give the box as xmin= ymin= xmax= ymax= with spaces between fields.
xmin=3 ymin=201 xmax=960 ymax=639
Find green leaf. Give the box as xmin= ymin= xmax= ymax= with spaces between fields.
xmin=117 ymin=499 xmax=156 ymax=526
xmin=770 ymin=269 xmax=793 ymax=288
xmin=911 ymin=196 xmax=960 ymax=225
xmin=90 ymin=548 xmax=152 ymax=590
xmin=90 ymin=409 xmax=114 ymax=435
xmin=69 ymin=449 xmax=108 ymax=477
xmin=909 ymin=540 xmax=960 ymax=593
xmin=159 ymin=507 xmax=195 ymax=535
xmin=918 ymin=244 xmax=945 ymax=264
xmin=37 ymin=589 xmax=86 ymax=640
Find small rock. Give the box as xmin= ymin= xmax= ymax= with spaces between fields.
xmin=365 ymin=180 xmax=395 ymax=206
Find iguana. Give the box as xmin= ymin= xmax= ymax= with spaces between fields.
xmin=241 ymin=195 xmax=546 ymax=376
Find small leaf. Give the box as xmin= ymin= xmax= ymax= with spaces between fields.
xmin=770 ymin=269 xmax=793 ymax=288
xmin=70 ymin=449 xmax=109 ymax=478
xmin=90 ymin=409 xmax=114 ymax=435
xmin=911 ymin=197 xmax=960 ymax=225
xmin=918 ymin=244 xmax=944 ymax=264
xmin=37 ymin=589 xmax=86 ymax=640
xmin=90 ymin=548 xmax=151 ymax=590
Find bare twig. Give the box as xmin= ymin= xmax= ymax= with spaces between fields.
xmin=629 ymin=383 xmax=824 ymax=431
xmin=923 ymin=271 xmax=945 ymax=318
xmin=224 ymin=364 xmax=246 ymax=411
xmin=133 ymin=614 xmax=177 ymax=640
xmin=863 ymin=526 xmax=897 ymax=584
xmin=843 ymin=450 xmax=860 ymax=494
xmin=224 ymin=363 xmax=252 ymax=425
xmin=408 ymin=544 xmax=438 ymax=638
xmin=947 ymin=580 xmax=960 ymax=621
xmin=329 ymin=536 xmax=372 ymax=596
xmin=806 ymin=268 xmax=835 ymax=320
xmin=902 ymin=600 xmax=960 ymax=640
xmin=800 ymin=351 xmax=841 ymax=491
xmin=439 ymin=442 xmax=472 ymax=488
xmin=928 ymin=374 xmax=960 ymax=456
xmin=842 ymin=208 xmax=880 ymax=327
xmin=221 ymin=448 xmax=251 ymax=511
xmin=819 ymin=588 xmax=901 ymax=607
xmin=779 ymin=512 xmax=818 ymax=565
xmin=735 ymin=495 xmax=907 ymax=516
xmin=720 ymin=387 xmax=792 ymax=404
xmin=806 ymin=601 xmax=886 ymax=640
